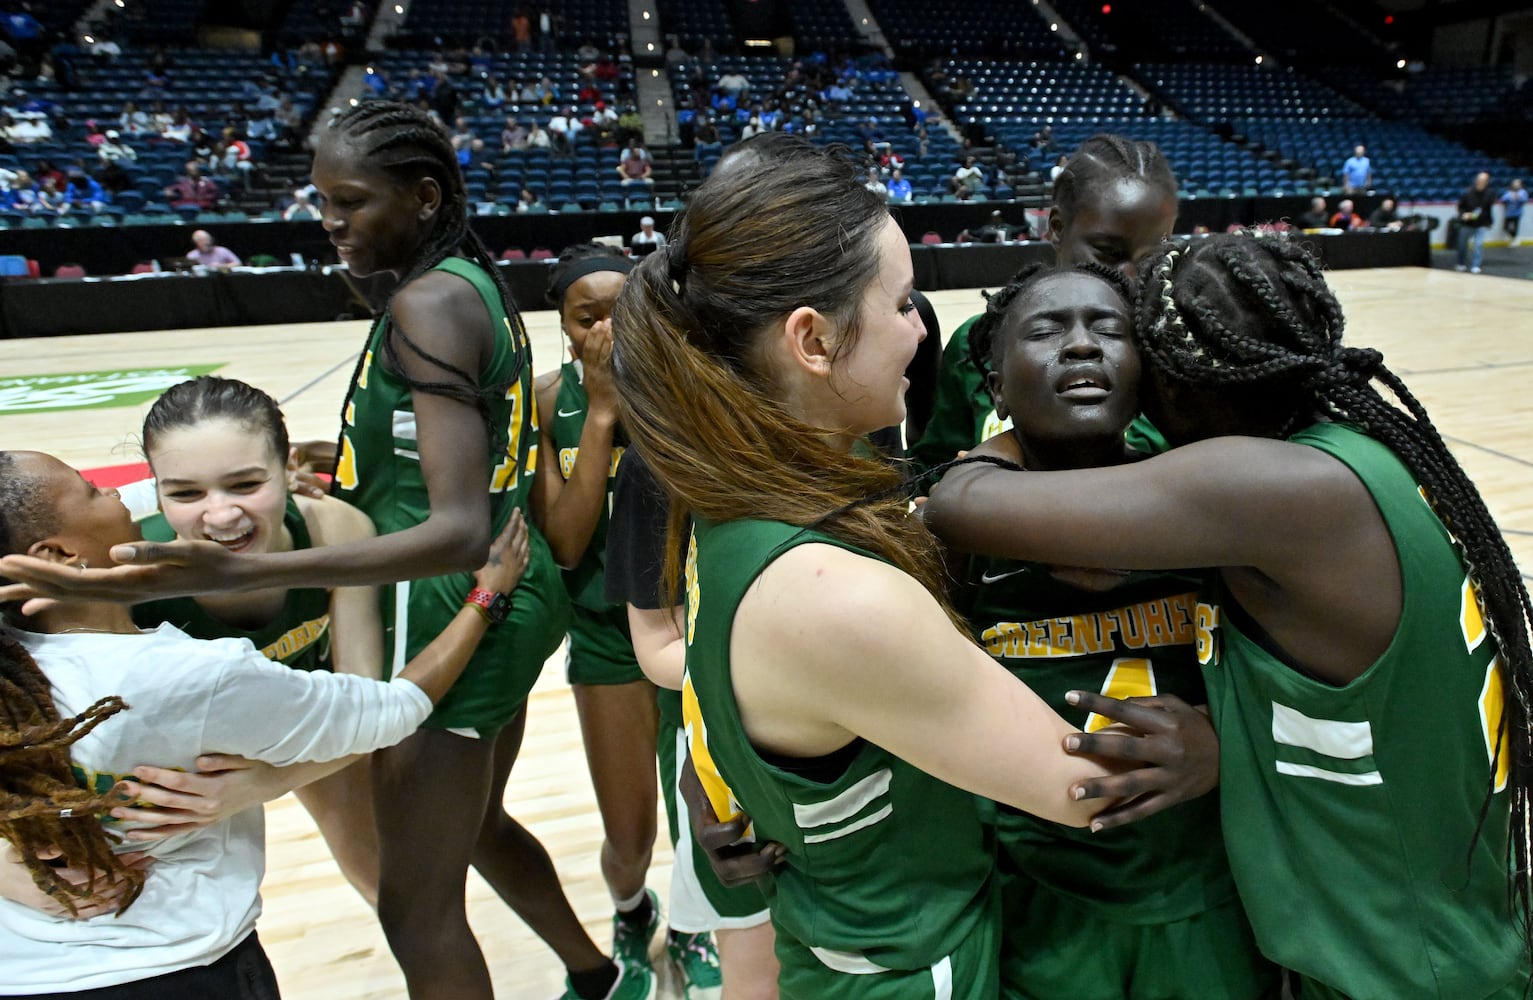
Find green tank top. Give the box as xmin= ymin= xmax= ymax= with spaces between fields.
xmin=681 ymin=518 xmax=994 ymax=973
xmin=961 ymin=561 xmax=1237 ymax=923
xmin=133 ymin=497 xmax=332 ymax=670
xmin=1201 ymin=421 xmax=1524 ymax=998
xmin=549 ymin=359 xmax=625 ymax=612
xmin=332 ymin=256 xmax=542 ymax=668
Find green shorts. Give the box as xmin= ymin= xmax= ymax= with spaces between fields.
xmin=383 ymin=525 xmax=570 ymax=736
xmin=656 ymin=688 xmax=770 ymax=932
xmin=999 ymin=879 xmax=1279 ymax=1000
xmin=775 ymin=887 xmax=1000 ymax=1000
xmin=565 ymin=604 xmax=645 ymax=686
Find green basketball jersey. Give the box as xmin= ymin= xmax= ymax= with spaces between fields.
xmin=1201 ymin=421 xmax=1525 ymax=999
xmin=134 ymin=497 xmax=332 ymax=670
xmin=960 ymin=562 xmax=1238 ymax=923
xmin=331 ymin=256 xmax=568 ymax=722
xmin=681 ymin=518 xmax=995 ymax=975
xmin=549 ymin=359 xmax=625 ymax=613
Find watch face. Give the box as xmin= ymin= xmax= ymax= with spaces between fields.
xmin=486 ymin=592 xmax=514 ymax=624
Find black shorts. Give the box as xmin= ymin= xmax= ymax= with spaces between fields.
xmin=21 ymin=931 xmax=278 ymax=1000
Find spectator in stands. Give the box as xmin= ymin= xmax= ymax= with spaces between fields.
xmin=951 ymin=155 xmax=985 ymax=200
xmin=3 ymin=169 xmax=36 ymax=211
xmin=959 ymin=209 xmax=1025 ymax=244
xmin=877 ymin=146 xmax=905 ymax=177
xmin=516 ymin=187 xmax=544 ymax=212
xmin=34 ymin=174 xmax=65 ymax=213
xmin=1367 ymin=197 xmax=1403 ymax=231
xmin=363 ymin=64 xmax=389 ymax=97
xmin=2 ymin=109 xmax=49 ymax=144
xmin=589 ymin=101 xmax=618 ymax=146
xmin=1341 ymin=144 xmax=1371 ymax=194
xmin=31 ymin=158 xmax=64 ymax=190
xmin=96 ymin=159 xmax=132 ymax=200
xmin=631 ymin=214 xmax=666 ymax=253
xmin=510 ymin=7 xmax=532 ymax=52
xmin=139 ymin=63 xmax=170 ymax=100
xmin=282 ymin=186 xmax=322 ymax=221
xmin=187 ymin=229 xmax=241 ymax=269
xmin=1329 ymin=198 xmax=1364 ymax=231
xmin=247 ymin=108 xmax=278 ymax=142
xmin=535 ymin=75 xmax=558 ymax=105
xmin=501 ymin=116 xmax=527 ymax=153
xmin=616 ymin=141 xmax=653 ymax=191
xmin=481 ymin=76 xmax=507 ymax=111
xmin=664 ymin=37 xmax=689 ymax=68
xmin=151 ymin=100 xmax=174 ymax=134
xmin=525 ymin=120 xmax=551 ymax=149
xmin=62 ymin=166 xmax=106 ymax=214
xmin=548 ymin=106 xmax=582 ymax=154
xmin=1031 ymin=124 xmax=1056 ymax=154
xmin=1298 ymin=196 xmax=1330 ymax=229
xmin=162 ymin=110 xmax=194 ymax=143
xmin=693 ymin=116 xmax=721 ymax=160
xmin=165 ymin=160 xmax=219 ymax=210
xmin=864 ymin=166 xmax=887 ymax=199
xmin=717 ymin=69 xmax=749 ymax=102
xmin=1457 ymin=171 xmax=1496 ymax=273
xmin=118 ymin=101 xmax=152 ymax=135
xmin=429 ymin=70 xmax=458 ymax=122
xmin=887 ymin=167 xmax=913 ymax=204
xmin=1500 ymin=178 xmax=1525 ymax=247
xmin=216 ymin=127 xmax=255 ymax=188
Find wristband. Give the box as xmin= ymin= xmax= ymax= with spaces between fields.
xmin=464 ymin=587 xmax=514 ymax=625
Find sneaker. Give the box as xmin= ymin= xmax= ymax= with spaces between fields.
xmin=612 ymin=888 xmax=662 ymax=974
xmin=556 ymin=958 xmax=657 ymax=1000
xmin=1471 ymin=267 xmax=1483 ymax=274
xmin=1455 ymin=264 xmax=1468 ymax=272
xmin=668 ymin=931 xmax=723 ymax=1000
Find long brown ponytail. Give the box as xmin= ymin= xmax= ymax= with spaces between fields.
xmin=610 ymin=136 xmax=951 ymax=606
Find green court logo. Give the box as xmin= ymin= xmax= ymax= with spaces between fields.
xmin=0 ymin=364 xmax=226 ymax=414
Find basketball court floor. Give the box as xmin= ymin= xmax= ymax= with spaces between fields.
xmin=3 ymin=266 xmax=1532 ymax=998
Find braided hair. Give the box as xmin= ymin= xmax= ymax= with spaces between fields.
xmin=967 ymin=260 xmax=1136 ymax=382
xmin=0 ymin=453 xmax=142 ymax=916
xmin=1138 ymin=231 xmax=1533 ymax=945
xmin=1052 ymin=133 xmax=1177 ymax=232
xmin=325 ymin=101 xmax=527 ymax=454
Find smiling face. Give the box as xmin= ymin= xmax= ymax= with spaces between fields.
xmin=1051 ymin=177 xmax=1176 ymax=279
xmin=823 ymin=215 xmax=926 ymax=435
xmin=986 ymin=271 xmax=1139 ymax=471
xmin=311 ymin=134 xmax=440 ymax=278
xmin=147 ymin=418 xmax=290 ymax=555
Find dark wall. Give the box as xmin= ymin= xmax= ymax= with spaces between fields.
xmin=0 ymin=197 xmax=1378 ymax=279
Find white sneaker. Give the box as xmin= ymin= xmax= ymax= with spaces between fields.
xmin=1454 ymin=264 xmax=1468 ymax=272
xmin=1471 ymin=267 xmax=1482 ymax=274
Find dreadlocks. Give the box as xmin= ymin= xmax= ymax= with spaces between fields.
xmin=325 ymin=100 xmax=528 ymax=454
xmin=0 ymin=452 xmax=142 ymax=916
xmin=1138 ymin=231 xmax=1533 ymax=950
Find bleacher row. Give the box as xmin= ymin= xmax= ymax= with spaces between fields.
xmin=1 ymin=0 xmax=1524 ymax=237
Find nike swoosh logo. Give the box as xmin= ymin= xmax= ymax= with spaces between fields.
xmin=557 ymin=408 xmax=584 ymax=418
xmin=979 ymin=567 xmax=1030 ymax=585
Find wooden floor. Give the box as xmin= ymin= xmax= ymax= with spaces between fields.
xmin=4 ymin=266 xmax=1533 ymax=999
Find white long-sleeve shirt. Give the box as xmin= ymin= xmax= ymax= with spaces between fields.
xmin=0 ymin=624 xmax=430 ymax=994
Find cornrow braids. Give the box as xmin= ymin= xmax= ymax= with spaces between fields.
xmin=1052 ymin=133 xmax=1177 ymax=230
xmin=326 ymin=101 xmax=528 ymax=457
xmin=1138 ymin=231 xmax=1533 ymax=951
xmin=967 ymin=260 xmax=1137 ymax=381
xmin=0 ymin=632 xmax=141 ymax=917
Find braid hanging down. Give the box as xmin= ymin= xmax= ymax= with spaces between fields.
xmin=1138 ymin=231 xmax=1533 ymax=952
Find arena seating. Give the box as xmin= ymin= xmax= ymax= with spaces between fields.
xmin=1047 ymin=0 xmax=1250 ymax=62
xmin=866 ymin=0 xmax=1069 ymax=59
xmin=403 ymin=0 xmax=630 ymax=49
